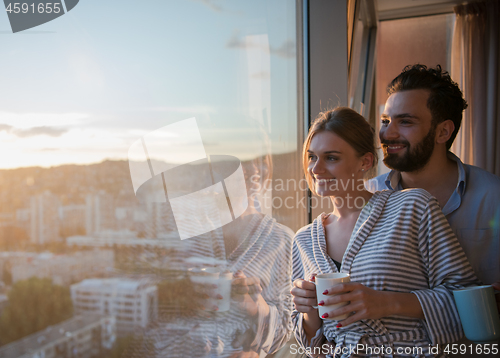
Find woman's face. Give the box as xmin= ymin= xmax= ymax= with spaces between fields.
xmin=307 ymin=130 xmax=366 ymax=197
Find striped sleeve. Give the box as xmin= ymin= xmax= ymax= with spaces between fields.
xmin=291 ymin=229 xmax=326 ymax=353
xmin=411 ymin=196 xmax=479 ymax=345
xmin=260 ymin=267 xmax=294 ymax=353
xmin=252 ymin=223 xmax=295 ymax=354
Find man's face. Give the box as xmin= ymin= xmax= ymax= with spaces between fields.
xmin=379 ymin=89 xmax=437 ymax=172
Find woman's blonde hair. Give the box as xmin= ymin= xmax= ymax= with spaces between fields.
xmin=303 ymin=107 xmax=378 ymax=193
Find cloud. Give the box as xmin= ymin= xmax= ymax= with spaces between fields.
xmin=15 ymin=126 xmax=68 ymax=138
xmin=226 ymin=32 xmax=258 ymax=50
xmin=271 ymin=40 xmax=296 ymax=59
xmin=0 ymin=123 xmax=68 ymax=138
xmin=251 ymin=71 xmax=270 ymax=79
xmin=226 ymin=33 xmax=296 ymax=59
xmin=147 ymin=106 xmax=216 ymax=114
xmin=192 ymin=0 xmax=224 ymax=12
xmin=0 ymin=111 xmax=88 ymax=128
xmin=0 ymin=124 xmax=13 ymax=132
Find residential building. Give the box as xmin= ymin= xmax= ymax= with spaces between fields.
xmin=0 ymin=315 xmax=115 ymax=358
xmin=71 ymin=278 xmax=158 ymax=336
xmin=85 ymin=192 xmax=115 ymax=235
xmin=10 ymin=250 xmax=113 ymax=286
xmin=30 ymin=191 xmax=60 ymax=245
xmin=15 ymin=209 xmax=31 ymax=235
xmin=59 ymin=204 xmax=86 ymax=237
xmin=0 ymin=213 xmax=14 ymax=228
xmin=66 ymin=230 xmax=178 ymax=248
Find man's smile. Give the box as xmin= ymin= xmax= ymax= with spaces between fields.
xmin=384 ymin=144 xmax=407 ymax=154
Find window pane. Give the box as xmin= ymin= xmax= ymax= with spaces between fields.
xmin=375 ymin=14 xmax=455 ymax=174
xmin=0 ymin=1 xmax=301 ymax=356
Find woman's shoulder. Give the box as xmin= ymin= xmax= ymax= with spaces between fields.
xmin=251 ymin=213 xmax=295 ymax=241
xmin=293 ymin=213 xmax=327 ymax=241
xmin=294 ymin=223 xmax=313 ymax=238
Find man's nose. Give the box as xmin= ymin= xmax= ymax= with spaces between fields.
xmin=381 ymin=121 xmax=399 ymax=140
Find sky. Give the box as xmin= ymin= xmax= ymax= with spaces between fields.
xmin=0 ymin=0 xmax=297 ymax=169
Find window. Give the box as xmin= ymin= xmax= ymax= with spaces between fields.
xmin=1 ymin=1 xmax=303 ymax=357
xmin=375 ymin=13 xmax=455 ymax=174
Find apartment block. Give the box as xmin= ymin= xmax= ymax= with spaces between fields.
xmin=0 ymin=315 xmax=115 ymax=358
xmin=59 ymin=204 xmax=86 ymax=237
xmin=71 ymin=278 xmax=158 ymax=336
xmin=85 ymin=192 xmax=115 ymax=235
xmin=10 ymin=250 xmax=113 ymax=286
xmin=30 ymin=191 xmax=61 ymax=245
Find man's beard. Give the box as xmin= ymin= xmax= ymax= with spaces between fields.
xmin=381 ymin=125 xmax=436 ymax=172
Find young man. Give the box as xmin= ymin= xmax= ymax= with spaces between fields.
xmin=368 ymin=64 xmax=500 ymax=289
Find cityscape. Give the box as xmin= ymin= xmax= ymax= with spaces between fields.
xmin=0 ymin=154 xmax=302 ymax=358
xmin=0 ymin=160 xmax=190 ymax=358
xmin=0 ymin=0 xmax=300 ymax=357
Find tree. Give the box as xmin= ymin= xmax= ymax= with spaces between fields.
xmin=0 ymin=277 xmax=73 ymax=346
xmin=1 ymin=262 xmax=12 ymax=286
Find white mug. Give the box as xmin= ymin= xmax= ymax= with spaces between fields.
xmin=189 ymin=267 xmax=233 ymax=312
xmin=314 ymin=273 xmax=350 ymax=320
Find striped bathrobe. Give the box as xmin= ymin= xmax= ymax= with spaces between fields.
xmin=292 ymin=189 xmax=479 ymax=358
xmin=143 ymin=213 xmax=294 ymax=358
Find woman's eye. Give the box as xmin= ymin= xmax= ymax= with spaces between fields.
xmin=381 ymin=119 xmax=389 ymax=126
xmin=308 ymin=155 xmax=316 ymax=161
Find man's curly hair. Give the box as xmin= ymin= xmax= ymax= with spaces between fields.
xmin=387 ymin=64 xmax=468 ymax=149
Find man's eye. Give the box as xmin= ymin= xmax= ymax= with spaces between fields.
xmin=327 ymin=156 xmax=338 ymax=161
xmin=400 ymin=119 xmax=412 ymax=125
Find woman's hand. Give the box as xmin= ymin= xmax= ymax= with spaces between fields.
xmin=231 ymin=271 xmax=264 ymax=317
xmin=320 ymin=282 xmax=423 ymax=326
xmin=291 ymin=276 xmax=318 ymax=314
xmin=291 ymin=274 xmax=323 ymax=342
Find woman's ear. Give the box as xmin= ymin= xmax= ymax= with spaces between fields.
xmin=360 ymin=152 xmax=374 ymax=172
xmin=436 ymin=119 xmax=455 ymax=145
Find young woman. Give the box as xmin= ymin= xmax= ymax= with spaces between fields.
xmin=291 ymin=107 xmax=478 ymax=357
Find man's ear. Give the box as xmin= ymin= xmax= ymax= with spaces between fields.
xmin=436 ymin=119 xmax=455 ymax=145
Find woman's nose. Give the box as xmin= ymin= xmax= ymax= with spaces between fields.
xmin=311 ymin=159 xmax=324 ymax=174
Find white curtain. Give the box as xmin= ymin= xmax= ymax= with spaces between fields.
xmin=451 ymin=0 xmax=500 ymax=176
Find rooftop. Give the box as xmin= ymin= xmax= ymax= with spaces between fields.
xmin=72 ymin=278 xmax=154 ymax=292
xmin=0 ymin=315 xmax=112 ymax=358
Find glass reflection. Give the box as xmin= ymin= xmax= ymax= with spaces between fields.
xmin=123 ymin=130 xmax=294 ymax=356
xmin=0 ymin=1 xmax=300 ymax=357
